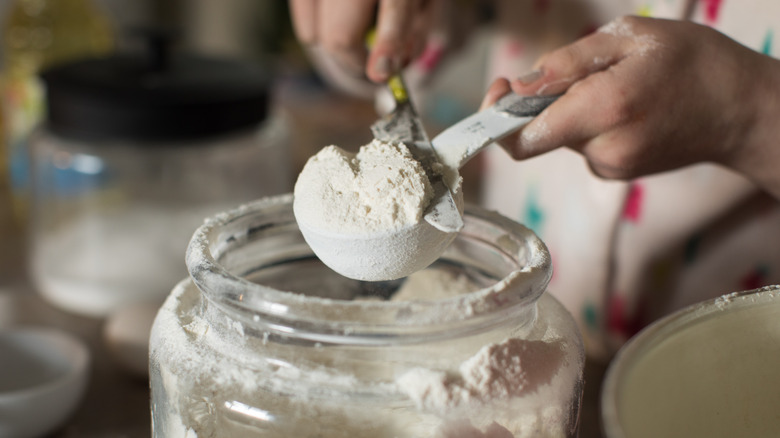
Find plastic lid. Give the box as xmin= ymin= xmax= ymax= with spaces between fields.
xmin=41 ymin=34 xmax=270 ymax=143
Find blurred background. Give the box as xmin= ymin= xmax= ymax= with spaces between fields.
xmin=0 ymin=0 xmax=491 ymax=279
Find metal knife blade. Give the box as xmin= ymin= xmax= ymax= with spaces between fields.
xmin=431 ymin=94 xmax=558 ymax=170
xmin=371 ymin=77 xmax=463 ymax=233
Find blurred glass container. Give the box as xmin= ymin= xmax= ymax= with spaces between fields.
xmin=2 ymin=0 xmax=114 ymax=222
xmin=601 ymin=285 xmax=780 ymax=438
xmin=29 ymin=43 xmax=290 ymax=317
xmin=149 ymin=195 xmax=585 ymax=437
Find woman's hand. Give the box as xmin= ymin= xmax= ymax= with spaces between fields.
xmin=483 ymin=16 xmax=780 ymax=196
xmin=290 ymin=0 xmax=440 ymax=82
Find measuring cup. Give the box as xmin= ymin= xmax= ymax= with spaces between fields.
xmin=295 ymin=92 xmax=558 ymax=281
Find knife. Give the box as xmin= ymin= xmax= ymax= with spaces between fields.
xmin=431 ymin=93 xmax=559 ymax=170
xmin=371 ymin=75 xmax=464 ymax=234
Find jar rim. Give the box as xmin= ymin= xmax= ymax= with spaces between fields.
xmin=185 ymin=194 xmax=552 ymax=343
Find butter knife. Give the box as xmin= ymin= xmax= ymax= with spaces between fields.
xmin=371 ymin=75 xmax=464 ymax=234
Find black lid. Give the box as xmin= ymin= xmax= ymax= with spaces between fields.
xmin=41 ymin=37 xmax=270 ymax=143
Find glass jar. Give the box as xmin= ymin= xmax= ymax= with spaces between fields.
xmin=601 ymin=285 xmax=780 ymax=438
xmin=29 ymin=48 xmax=290 ymax=317
xmin=149 ymin=195 xmax=585 ymax=437
xmin=2 ymin=0 xmax=114 ymax=222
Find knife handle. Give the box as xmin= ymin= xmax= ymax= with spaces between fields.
xmin=494 ymin=93 xmax=559 ymax=117
xmin=387 ymin=75 xmax=409 ymax=104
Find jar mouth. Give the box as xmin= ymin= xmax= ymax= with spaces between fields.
xmin=186 ymin=194 xmax=552 ymax=344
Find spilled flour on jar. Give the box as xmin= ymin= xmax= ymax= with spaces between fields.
xmin=152 ymin=270 xmax=581 ymax=438
xmin=293 ymin=139 xmax=434 ymax=235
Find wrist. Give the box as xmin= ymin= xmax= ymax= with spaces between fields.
xmin=723 ymin=53 xmax=780 ymax=199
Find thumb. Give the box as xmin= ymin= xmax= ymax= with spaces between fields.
xmin=479 ymin=77 xmax=512 ymax=110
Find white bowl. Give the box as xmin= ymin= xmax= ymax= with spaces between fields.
xmin=0 ymin=327 xmax=90 ymax=438
xmin=601 ymin=285 xmax=780 ymax=438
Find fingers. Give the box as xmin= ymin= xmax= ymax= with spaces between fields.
xmin=367 ymin=0 xmax=424 ymax=81
xmin=408 ymin=1 xmax=440 ymax=64
xmin=289 ymin=0 xmax=377 ymax=75
xmin=484 ymin=16 xmax=749 ymax=181
xmin=480 ymin=77 xmax=512 ymax=110
xmin=290 ymin=0 xmax=437 ymax=83
xmin=491 ymin=17 xmax=660 ymax=162
xmin=290 ymin=0 xmax=318 ymax=43
xmin=496 ymin=57 xmax=647 ymax=162
xmin=492 ymin=31 xmax=627 ymax=159
xmin=479 ymin=77 xmax=560 ymax=160
xmin=319 ymin=0 xmax=377 ymax=73
xmin=510 ymin=24 xmax=629 ymax=97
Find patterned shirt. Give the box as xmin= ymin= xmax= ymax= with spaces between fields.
xmin=479 ymin=0 xmax=780 ymax=359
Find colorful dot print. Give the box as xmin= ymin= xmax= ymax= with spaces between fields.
xmin=762 ymin=29 xmax=773 ymax=55
xmin=522 ymin=186 xmax=545 ymax=236
xmin=740 ymin=264 xmax=769 ymax=291
xmin=702 ymin=0 xmax=724 ymax=25
xmin=583 ymin=301 xmax=599 ymax=331
xmin=622 ymin=182 xmax=644 ymax=223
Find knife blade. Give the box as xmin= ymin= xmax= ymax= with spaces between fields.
xmin=371 ymin=75 xmax=464 ymax=233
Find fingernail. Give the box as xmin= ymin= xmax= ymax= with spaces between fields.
xmin=374 ymin=55 xmax=404 ymax=80
xmin=389 ymin=55 xmax=403 ymax=74
xmin=479 ymin=95 xmax=491 ymax=111
xmin=374 ymin=55 xmax=392 ymax=77
xmin=517 ymin=69 xmax=543 ymax=85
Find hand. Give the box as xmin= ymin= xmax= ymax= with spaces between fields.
xmin=290 ymin=0 xmax=440 ymax=82
xmin=482 ymin=16 xmax=780 ymax=196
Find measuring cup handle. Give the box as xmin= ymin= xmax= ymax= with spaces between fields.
xmin=431 ymin=93 xmax=560 ymax=170
xmin=493 ymin=94 xmax=559 ymax=117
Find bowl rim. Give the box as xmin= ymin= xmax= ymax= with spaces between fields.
xmin=0 ymin=326 xmax=90 ymax=401
xmin=600 ymin=285 xmax=780 ymax=437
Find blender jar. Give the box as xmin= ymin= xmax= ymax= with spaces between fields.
xmin=149 ymin=195 xmax=585 ymax=437
xmin=29 ymin=48 xmax=290 ymax=317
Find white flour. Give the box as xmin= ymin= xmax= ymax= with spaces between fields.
xmin=520 ymin=114 xmax=551 ymax=149
xmin=292 ymin=139 xmax=460 ymax=281
xmin=293 ymin=139 xmax=434 ymax=235
xmin=598 ymin=17 xmax=660 ymax=56
xmin=391 ymin=269 xmax=477 ymax=302
xmin=151 ymin=276 xmax=581 ymax=437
